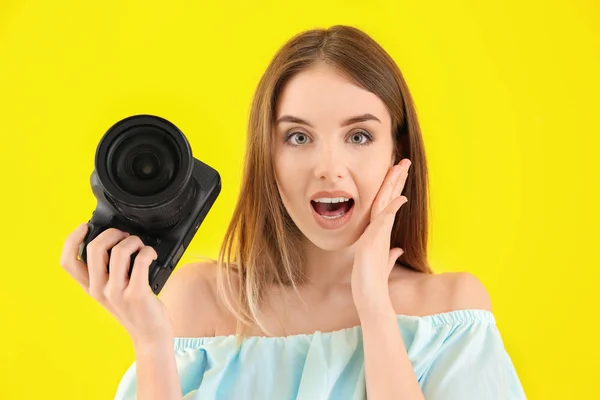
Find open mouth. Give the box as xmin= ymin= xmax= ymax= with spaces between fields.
xmin=310 ymin=198 xmax=355 ymax=219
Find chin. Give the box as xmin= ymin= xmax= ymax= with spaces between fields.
xmin=305 ymin=234 xmax=358 ymax=251
xmin=302 ymin=223 xmax=366 ymax=251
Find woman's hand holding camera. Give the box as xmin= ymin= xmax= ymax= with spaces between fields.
xmin=60 ymin=223 xmax=175 ymax=349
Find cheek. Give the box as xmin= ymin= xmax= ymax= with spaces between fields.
xmin=355 ymin=159 xmax=391 ymax=205
xmin=274 ymin=155 xmax=305 ymax=201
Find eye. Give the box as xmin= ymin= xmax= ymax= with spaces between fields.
xmin=348 ymin=130 xmax=373 ymax=146
xmin=284 ymin=131 xmax=312 ymax=146
xmin=283 ymin=130 xmax=373 ymax=147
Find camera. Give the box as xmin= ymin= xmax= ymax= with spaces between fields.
xmin=77 ymin=114 xmax=221 ymax=295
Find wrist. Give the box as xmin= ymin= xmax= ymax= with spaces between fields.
xmin=132 ymin=334 xmax=174 ymax=356
xmin=354 ymin=293 xmax=395 ymax=321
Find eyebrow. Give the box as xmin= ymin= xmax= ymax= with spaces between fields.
xmin=275 ymin=113 xmax=381 ymax=128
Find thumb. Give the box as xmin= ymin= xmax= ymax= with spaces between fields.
xmin=388 ymin=247 xmax=405 ymax=270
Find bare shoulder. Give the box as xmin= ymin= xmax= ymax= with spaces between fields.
xmin=426 ymin=271 xmax=493 ymax=312
xmin=158 ymin=261 xmax=224 ymax=337
xmin=389 ymin=268 xmax=492 ymax=316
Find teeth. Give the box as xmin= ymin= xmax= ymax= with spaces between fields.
xmin=312 ymin=197 xmax=351 ymax=203
xmin=321 ymin=212 xmax=346 ymax=219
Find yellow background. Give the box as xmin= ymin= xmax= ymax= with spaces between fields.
xmin=1 ymin=0 xmax=598 ymax=399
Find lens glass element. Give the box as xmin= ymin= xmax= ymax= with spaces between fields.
xmin=107 ymin=126 xmax=180 ymax=197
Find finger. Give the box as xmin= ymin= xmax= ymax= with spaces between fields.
xmin=86 ymin=228 xmax=130 ymax=300
xmin=379 ymin=159 xmax=411 ymax=214
xmin=105 ymin=235 xmax=146 ymax=299
xmin=372 ymin=164 xmax=403 ymax=218
xmin=60 ymin=223 xmax=91 ymax=293
xmin=127 ymin=246 xmax=158 ymax=297
xmin=392 ymin=159 xmax=411 ymax=199
xmin=388 ymin=247 xmax=405 ymax=270
xmin=387 ymin=165 xmax=404 ymax=206
xmin=369 ymin=196 xmax=408 ymax=238
xmin=382 ymin=196 xmax=408 ymax=223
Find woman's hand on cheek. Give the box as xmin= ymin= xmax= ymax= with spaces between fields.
xmin=351 ymin=158 xmax=411 ymax=314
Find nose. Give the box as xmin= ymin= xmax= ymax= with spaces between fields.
xmin=313 ymin=143 xmax=346 ymax=182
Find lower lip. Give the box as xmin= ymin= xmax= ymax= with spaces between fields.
xmin=311 ymin=201 xmax=355 ymax=230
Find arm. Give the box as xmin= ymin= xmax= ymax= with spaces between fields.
xmin=60 ymin=225 xmax=220 ymax=399
xmin=133 ymin=338 xmax=182 ymax=400
xmin=131 ymin=262 xmax=220 ymax=400
xmin=350 ymin=158 xmax=424 ymax=398
xmin=357 ymin=298 xmax=425 ymax=400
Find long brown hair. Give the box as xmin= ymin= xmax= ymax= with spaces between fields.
xmin=208 ymin=25 xmax=432 ymax=342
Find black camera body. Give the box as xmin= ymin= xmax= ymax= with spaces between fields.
xmin=77 ymin=115 xmax=221 ymax=295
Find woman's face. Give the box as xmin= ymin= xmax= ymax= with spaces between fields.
xmin=272 ymin=63 xmax=395 ymax=251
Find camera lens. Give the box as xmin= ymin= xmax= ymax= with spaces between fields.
xmin=94 ymin=115 xmax=196 ymax=230
xmin=108 ymin=125 xmax=179 ymax=197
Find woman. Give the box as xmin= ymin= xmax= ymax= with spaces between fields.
xmin=61 ymin=25 xmax=526 ymax=399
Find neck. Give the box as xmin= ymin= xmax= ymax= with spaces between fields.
xmin=301 ymin=239 xmax=357 ymax=294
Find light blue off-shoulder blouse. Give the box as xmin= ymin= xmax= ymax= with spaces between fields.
xmin=114 ymin=309 xmax=526 ymax=399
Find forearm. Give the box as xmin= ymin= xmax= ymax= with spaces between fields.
xmin=358 ymin=300 xmax=425 ymax=400
xmin=133 ymin=338 xmax=182 ymax=400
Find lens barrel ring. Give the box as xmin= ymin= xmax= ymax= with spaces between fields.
xmin=94 ymin=114 xmax=195 ymax=230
